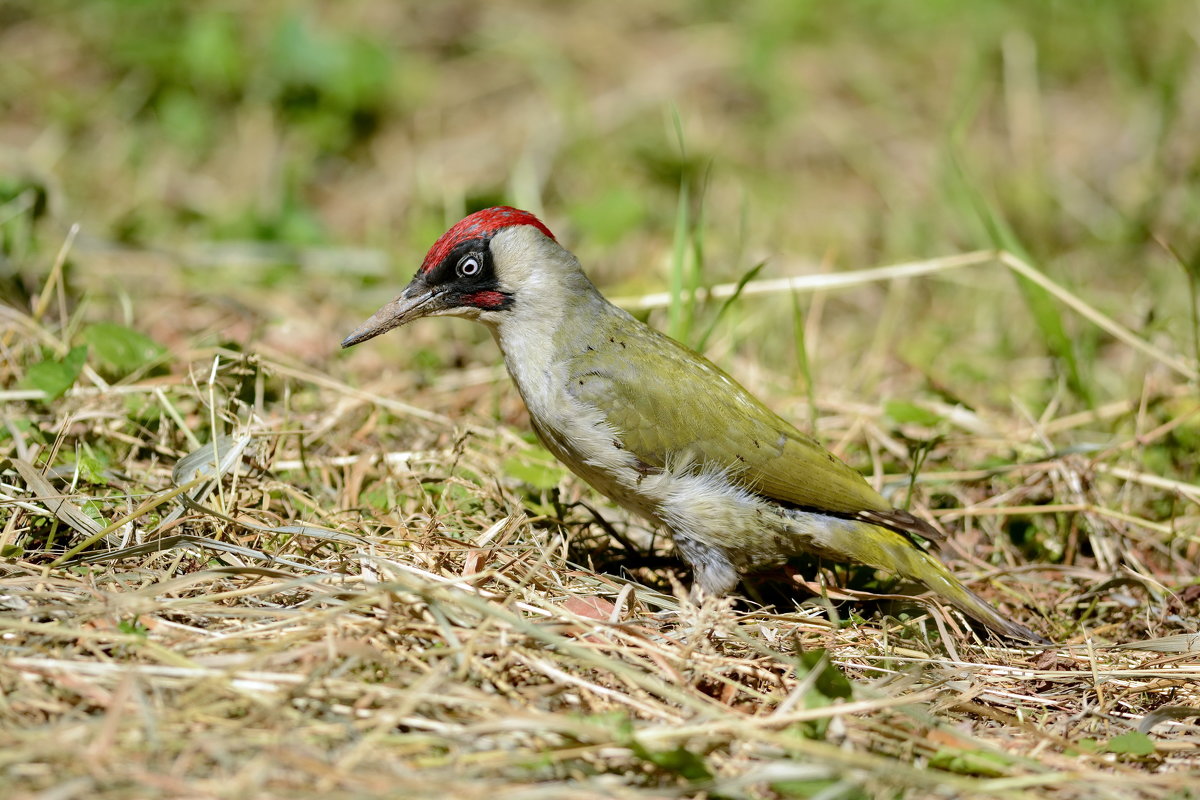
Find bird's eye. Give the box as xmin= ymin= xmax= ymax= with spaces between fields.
xmin=458 ymin=254 xmax=482 ymax=277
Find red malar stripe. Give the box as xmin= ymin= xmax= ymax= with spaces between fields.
xmin=461 ymin=290 xmax=508 ymax=309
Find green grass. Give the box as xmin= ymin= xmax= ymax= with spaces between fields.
xmin=2 ymin=1 xmax=1199 ymax=798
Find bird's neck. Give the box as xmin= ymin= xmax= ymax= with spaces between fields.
xmin=491 ymin=269 xmax=602 ymax=359
xmin=488 ymin=266 xmax=627 ymax=402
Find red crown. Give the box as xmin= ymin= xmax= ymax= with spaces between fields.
xmin=420 ymin=207 xmax=556 ymax=274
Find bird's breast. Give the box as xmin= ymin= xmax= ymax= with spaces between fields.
xmin=496 ymin=323 xmax=632 ymax=480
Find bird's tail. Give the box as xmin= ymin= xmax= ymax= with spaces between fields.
xmin=843 ymin=522 xmax=1048 ymax=643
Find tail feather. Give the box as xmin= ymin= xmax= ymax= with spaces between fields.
xmin=911 ymin=555 xmax=1049 ymax=643
xmin=844 ymin=522 xmax=1048 ymax=643
xmin=855 ymin=508 xmax=945 ymax=547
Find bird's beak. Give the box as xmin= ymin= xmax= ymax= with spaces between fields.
xmin=340 ymin=281 xmax=445 ymax=348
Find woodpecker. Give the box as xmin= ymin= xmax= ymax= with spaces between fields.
xmin=342 ymin=207 xmax=1045 ymax=642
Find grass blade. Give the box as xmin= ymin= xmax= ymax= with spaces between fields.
xmin=667 ymin=177 xmax=691 ymax=342
xmin=790 ymin=287 xmax=817 ymax=433
xmin=695 ymin=259 xmax=765 ymax=353
xmin=948 ymin=152 xmax=1093 ymax=405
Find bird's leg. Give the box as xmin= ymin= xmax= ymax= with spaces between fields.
xmin=673 ymin=534 xmax=741 ymax=600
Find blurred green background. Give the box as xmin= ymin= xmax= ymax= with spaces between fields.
xmin=2 ymin=0 xmax=1197 ymax=412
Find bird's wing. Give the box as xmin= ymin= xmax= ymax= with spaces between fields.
xmin=565 ymin=323 xmax=894 ymax=517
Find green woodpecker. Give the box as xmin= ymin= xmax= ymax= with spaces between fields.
xmin=342 ymin=207 xmax=1044 ymax=642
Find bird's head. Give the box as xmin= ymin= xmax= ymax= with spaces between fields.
xmin=341 ymin=206 xmax=560 ymax=348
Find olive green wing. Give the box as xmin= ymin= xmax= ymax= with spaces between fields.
xmin=566 ymin=324 xmax=892 ymax=516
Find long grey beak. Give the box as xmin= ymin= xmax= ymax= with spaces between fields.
xmin=341 ymin=285 xmax=443 ymax=348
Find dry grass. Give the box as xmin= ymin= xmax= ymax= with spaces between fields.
xmin=2 ymin=236 xmax=1198 ymax=799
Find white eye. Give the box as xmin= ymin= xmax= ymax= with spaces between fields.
xmin=458 ymin=255 xmax=481 ymax=276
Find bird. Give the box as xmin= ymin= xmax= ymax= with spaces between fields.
xmin=342 ymin=206 xmax=1045 ymax=642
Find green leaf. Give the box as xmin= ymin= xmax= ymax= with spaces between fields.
xmin=81 ymin=323 xmax=166 ymax=376
xmin=797 ymin=649 xmax=853 ymax=700
xmin=772 ymin=778 xmax=867 ymax=800
xmin=81 ymin=499 xmax=108 ymax=526
xmin=783 ymin=650 xmax=854 ymax=742
xmin=644 ymin=745 xmax=711 ymax=781
xmin=929 ymin=747 xmax=1012 ymax=777
xmin=614 ymin=715 xmax=712 ymax=782
xmin=23 ymin=345 xmax=87 ymax=401
xmin=360 ymin=484 xmax=394 ymax=511
xmin=77 ymin=447 xmax=111 ymax=485
xmin=503 ymin=448 xmax=568 ymax=491
xmin=625 ymin=739 xmax=712 ymax=782
xmin=885 ymin=400 xmax=942 ymax=427
xmin=117 ymin=618 xmax=150 ymax=637
xmin=1105 ymin=731 xmax=1155 ymax=756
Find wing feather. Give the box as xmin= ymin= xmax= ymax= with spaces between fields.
xmin=566 ymin=322 xmax=893 ymax=516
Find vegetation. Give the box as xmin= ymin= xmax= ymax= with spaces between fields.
xmin=1 ymin=1 xmax=1198 ymax=797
